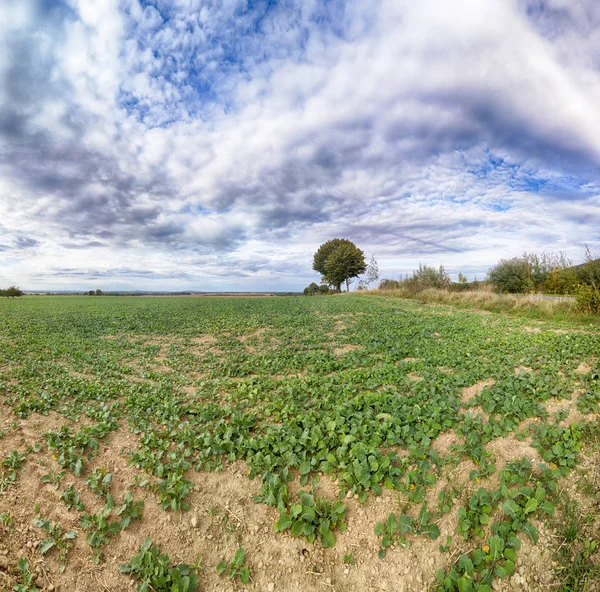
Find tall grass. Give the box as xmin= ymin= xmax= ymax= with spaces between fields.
xmin=362 ymin=286 xmax=600 ymax=324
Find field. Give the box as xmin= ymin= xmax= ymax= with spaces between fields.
xmin=0 ymin=295 xmax=599 ymax=592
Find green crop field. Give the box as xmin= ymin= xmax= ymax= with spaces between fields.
xmin=0 ymin=295 xmax=599 ymax=592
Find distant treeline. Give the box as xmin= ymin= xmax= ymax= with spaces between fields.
xmin=377 ymin=249 xmax=600 ymax=314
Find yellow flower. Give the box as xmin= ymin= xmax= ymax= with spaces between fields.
xmin=482 ymin=545 xmax=490 ymax=554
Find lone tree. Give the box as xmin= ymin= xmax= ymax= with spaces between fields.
xmin=313 ymin=238 xmax=366 ymax=292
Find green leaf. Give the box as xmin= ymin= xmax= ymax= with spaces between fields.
xmin=502 ymin=500 xmax=519 ymax=517
xmin=524 ymin=498 xmax=538 ymax=514
xmin=39 ymin=539 xmax=56 ymax=554
xmin=320 ymin=528 xmax=336 ymax=548
xmin=216 ymin=561 xmax=227 ymax=575
xmin=239 ymin=566 xmax=250 ymax=584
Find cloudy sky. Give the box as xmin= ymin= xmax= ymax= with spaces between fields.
xmin=1 ymin=0 xmax=599 ymax=291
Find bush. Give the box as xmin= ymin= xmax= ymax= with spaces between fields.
xmin=575 ymin=285 xmax=600 ymax=314
xmin=303 ymin=283 xmax=319 ymax=296
xmin=488 ymin=258 xmax=533 ymax=293
xmin=379 ymin=279 xmax=401 ymax=290
xmin=411 ymin=264 xmax=451 ymax=290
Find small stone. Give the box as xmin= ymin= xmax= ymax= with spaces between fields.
xmin=346 ymin=491 xmax=352 ymax=499
xmin=48 ymin=585 xmax=55 ymax=592
xmin=267 ymin=584 xmax=275 ymax=592
xmin=258 ymin=561 xmax=264 ymax=569
xmin=326 ymin=578 xmax=332 ymax=585
xmin=344 ymin=568 xmax=349 ymax=575
xmin=190 ymin=515 xmax=198 ymax=528
xmin=26 ymin=541 xmax=33 ymax=549
xmin=0 ymin=556 xmax=8 ymax=569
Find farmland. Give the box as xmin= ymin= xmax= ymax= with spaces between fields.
xmin=0 ymin=295 xmax=599 ymax=592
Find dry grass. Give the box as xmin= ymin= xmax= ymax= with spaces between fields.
xmin=366 ymin=287 xmax=581 ymax=319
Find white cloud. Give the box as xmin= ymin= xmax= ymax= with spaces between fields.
xmin=0 ymin=0 xmax=599 ymax=290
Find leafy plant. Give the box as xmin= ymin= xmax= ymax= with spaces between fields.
xmin=216 ymin=546 xmax=250 ymax=585
xmin=61 ymin=484 xmax=85 ymax=511
xmin=34 ymin=516 xmax=77 ymax=572
xmin=13 ymin=557 xmax=39 ymax=592
xmin=375 ymin=504 xmax=440 ymax=558
xmin=85 ymin=467 xmax=113 ymax=500
xmin=121 ymin=538 xmax=199 ymax=592
xmin=41 ymin=469 xmax=66 ymax=489
xmin=274 ymin=491 xmax=346 ymax=547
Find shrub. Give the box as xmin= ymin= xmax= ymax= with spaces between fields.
xmin=379 ymin=279 xmax=401 ymax=290
xmin=575 ymin=284 xmax=600 ymax=314
xmin=488 ymin=258 xmax=533 ymax=293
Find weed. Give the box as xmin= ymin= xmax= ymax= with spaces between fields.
xmin=216 ymin=546 xmax=250 ymax=585
xmin=121 ymin=538 xmax=199 ymax=592
xmin=34 ymin=516 xmax=77 ymax=572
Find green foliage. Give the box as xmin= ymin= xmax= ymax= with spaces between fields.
xmin=41 ymin=469 xmax=65 ymax=489
xmin=13 ymin=558 xmax=39 ymax=592
xmin=488 ymin=257 xmax=534 ymax=293
xmin=216 ymin=547 xmax=250 ymax=585
xmin=436 ymin=534 xmax=520 ymax=591
xmin=61 ymin=484 xmax=85 ymax=511
xmin=34 ymin=516 xmax=77 ymax=571
xmin=457 ymin=488 xmax=501 ymax=540
xmin=121 ymin=538 xmax=199 ymax=592
xmin=86 ymin=467 xmax=113 ymax=500
xmin=80 ymin=491 xmax=144 ymax=563
xmin=1 ymin=291 xmax=599 ymax=590
xmin=575 ymin=284 xmax=600 ymax=314
xmin=1 ymin=449 xmax=26 ymax=485
xmin=304 ymin=282 xmax=320 ymax=296
xmin=375 ymin=503 xmax=440 ymax=558
xmin=0 ymin=285 xmax=24 ymax=298
xmin=313 ymin=238 xmax=366 ymax=292
xmin=0 ymin=511 xmax=14 ymax=530
xmin=274 ymin=491 xmax=346 ymax=547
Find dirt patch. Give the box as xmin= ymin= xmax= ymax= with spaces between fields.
xmin=407 ymin=373 xmax=424 ymax=382
xmin=486 ymin=434 xmax=540 ymax=467
xmin=460 ymin=379 xmax=495 ymax=404
xmin=402 ymin=357 xmax=419 ymax=363
xmin=190 ymin=335 xmax=218 ymax=346
xmin=514 ymin=366 xmax=533 ymax=375
xmin=523 ymin=326 xmax=541 ymax=334
xmin=333 ymin=344 xmax=362 ymax=357
xmin=575 ymin=361 xmax=593 ymax=375
xmin=431 ymin=431 xmax=463 ymax=455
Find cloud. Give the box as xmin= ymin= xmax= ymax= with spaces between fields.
xmin=1 ymin=0 xmax=600 ymax=290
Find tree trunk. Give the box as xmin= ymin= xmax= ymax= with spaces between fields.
xmin=345 ymin=278 xmax=350 ymax=292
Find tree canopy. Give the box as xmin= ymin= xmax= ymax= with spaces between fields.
xmin=0 ymin=286 xmax=24 ymax=298
xmin=313 ymin=238 xmax=366 ymax=292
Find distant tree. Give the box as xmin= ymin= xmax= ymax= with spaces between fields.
xmin=363 ymin=255 xmax=379 ymax=288
xmin=412 ymin=264 xmax=451 ymax=289
xmin=95 ymin=289 xmax=103 ymax=296
xmin=313 ymin=238 xmax=366 ymax=292
xmin=458 ymin=272 xmax=468 ymax=284
xmin=303 ymin=282 xmax=319 ymax=296
xmin=488 ymin=258 xmax=533 ymax=293
xmin=318 ymin=284 xmax=330 ymax=294
xmin=88 ymin=290 xmax=94 ymax=296
xmin=2 ymin=286 xmax=24 ymax=298
xmin=378 ymin=278 xmax=401 ymax=290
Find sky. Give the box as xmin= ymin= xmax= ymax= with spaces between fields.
xmin=1 ymin=0 xmax=600 ymax=292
